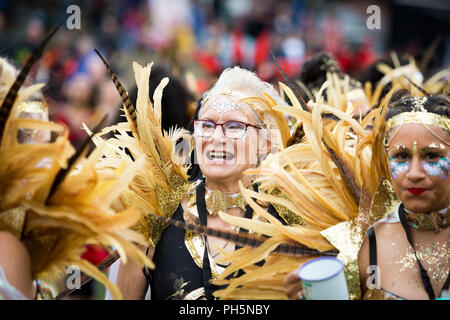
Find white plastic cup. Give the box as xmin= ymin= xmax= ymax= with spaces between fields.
xmin=297 ymin=257 xmax=349 ymax=300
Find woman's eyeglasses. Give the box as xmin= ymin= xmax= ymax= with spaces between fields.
xmin=192 ymin=120 xmax=260 ymax=139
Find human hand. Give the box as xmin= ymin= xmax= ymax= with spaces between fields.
xmin=284 ymin=269 xmax=305 ymax=300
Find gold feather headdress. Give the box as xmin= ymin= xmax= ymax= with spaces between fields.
xmin=87 ymin=52 xmax=193 ymax=248
xmin=0 ymin=27 xmax=153 ymax=300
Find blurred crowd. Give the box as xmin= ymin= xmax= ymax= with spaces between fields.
xmin=1 ymin=0 xmax=448 ymax=147
xmin=0 ymin=0 xmax=448 ymax=299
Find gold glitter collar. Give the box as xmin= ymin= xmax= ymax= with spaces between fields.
xmin=386 ymin=111 xmax=450 ymax=132
xmin=404 ymin=207 xmax=450 ymax=233
xmin=204 ymin=186 xmax=246 ymax=216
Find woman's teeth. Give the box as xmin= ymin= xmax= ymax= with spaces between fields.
xmin=207 ymin=151 xmax=234 ymax=160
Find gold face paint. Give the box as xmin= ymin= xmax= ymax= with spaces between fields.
xmin=423 ymin=143 xmax=446 ymax=151
xmin=392 ymin=145 xmax=408 ymax=152
xmin=413 ymin=141 xmax=418 ymax=155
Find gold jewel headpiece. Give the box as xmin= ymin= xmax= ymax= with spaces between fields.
xmin=386 ymin=96 xmax=449 ymax=133
xmin=200 ymin=88 xmax=272 ymax=129
xmin=385 ymin=96 xmax=450 ymax=148
xmin=385 ymin=111 xmax=450 ymax=132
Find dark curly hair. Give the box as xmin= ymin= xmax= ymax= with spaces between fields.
xmin=299 ymin=52 xmax=362 ymax=101
xmin=386 ymin=92 xmax=450 ymax=121
xmin=384 ymin=92 xmax=450 ymax=149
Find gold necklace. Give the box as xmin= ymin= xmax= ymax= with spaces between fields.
xmin=204 ymin=187 xmax=246 ymax=216
xmin=404 ymin=206 xmax=450 ymax=233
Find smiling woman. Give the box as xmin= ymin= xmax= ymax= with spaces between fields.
xmin=105 ymin=65 xmax=296 ymax=300
xmin=193 ymin=67 xmax=281 ymax=193
xmin=358 ymin=93 xmax=450 ymax=300
xmin=150 ymin=67 xmax=294 ymax=300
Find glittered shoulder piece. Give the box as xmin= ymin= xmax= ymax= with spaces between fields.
xmin=321 ymin=177 xmax=399 ymax=300
xmin=363 ymin=288 xmax=404 ymax=300
xmin=145 ymin=177 xmax=194 ymax=248
xmin=270 ymin=188 xmax=305 ymax=226
xmin=0 ymin=206 xmax=27 ymax=240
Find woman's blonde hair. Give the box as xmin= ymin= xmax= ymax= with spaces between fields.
xmin=199 ymin=66 xmax=286 ymax=117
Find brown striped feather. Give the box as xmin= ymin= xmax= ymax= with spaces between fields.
xmin=150 ymin=213 xmax=338 ymax=258
xmin=0 ymin=23 xmax=61 ymax=142
xmin=94 ymin=49 xmax=138 ymax=138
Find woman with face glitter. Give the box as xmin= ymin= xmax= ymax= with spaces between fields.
xmin=102 ymin=63 xmax=297 ymax=300
xmin=357 ymin=94 xmax=450 ymax=300
xmin=281 ymin=92 xmax=449 ymax=301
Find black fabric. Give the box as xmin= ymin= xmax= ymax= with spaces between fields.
xmin=196 ymin=179 xmax=258 ymax=299
xmin=196 ymin=178 xmax=218 ymax=300
xmin=149 ymin=179 xmax=285 ymax=300
xmin=443 ymin=273 xmax=450 ymax=291
xmin=34 ymin=281 xmax=40 ymax=300
xmin=150 ymin=204 xmax=206 ymax=300
xmin=367 ymin=226 xmax=377 ymax=267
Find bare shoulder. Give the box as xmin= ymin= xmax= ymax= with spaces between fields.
xmin=359 ymin=219 xmax=400 ymax=255
xmin=0 ymin=231 xmax=34 ymax=298
xmin=371 ymin=219 xmax=403 ymax=240
xmin=358 ymin=219 xmax=401 ymax=293
xmin=0 ymin=231 xmax=30 ymax=263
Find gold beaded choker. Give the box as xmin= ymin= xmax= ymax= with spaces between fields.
xmin=404 ymin=206 xmax=450 ymax=233
xmin=204 ymin=187 xmax=246 ymax=216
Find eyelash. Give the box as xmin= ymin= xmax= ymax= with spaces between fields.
xmin=424 ymin=153 xmax=440 ymax=161
xmin=392 ymin=152 xmax=410 ymax=161
xmin=391 ymin=152 xmax=443 ymax=162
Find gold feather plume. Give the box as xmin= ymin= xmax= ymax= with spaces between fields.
xmin=0 ymin=87 xmax=154 ymax=299
xmin=0 ymin=32 xmax=154 ymax=298
xmin=423 ymin=68 xmax=450 ymax=96
xmin=242 ymin=93 xmax=292 ymax=149
xmin=364 ymin=53 xmax=449 ymax=104
xmin=87 ymin=60 xmax=192 ymax=247
xmin=210 ymin=79 xmax=395 ymax=300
